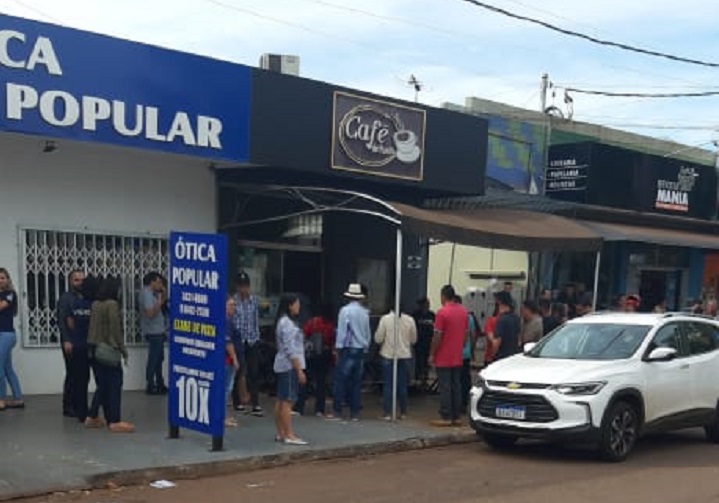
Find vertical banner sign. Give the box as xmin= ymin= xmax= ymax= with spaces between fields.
xmin=168 ymin=232 xmax=227 ymax=440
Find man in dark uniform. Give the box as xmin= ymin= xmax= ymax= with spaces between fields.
xmin=56 ymin=270 xmax=84 ymax=417
xmin=412 ymin=297 xmax=435 ymax=390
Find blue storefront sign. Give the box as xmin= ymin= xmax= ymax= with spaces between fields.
xmin=168 ymin=232 xmax=227 ymax=439
xmin=0 ymin=14 xmax=251 ymax=161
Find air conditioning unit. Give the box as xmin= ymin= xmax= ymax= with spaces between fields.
xmin=259 ymin=54 xmax=300 ymax=76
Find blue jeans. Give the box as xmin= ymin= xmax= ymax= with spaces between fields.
xmin=0 ymin=332 xmax=22 ymax=401
xmin=382 ymin=358 xmax=409 ymax=417
xmin=333 ymin=348 xmax=364 ymax=418
xmin=225 ymin=364 xmax=235 ymax=405
xmin=145 ymin=334 xmax=165 ymax=389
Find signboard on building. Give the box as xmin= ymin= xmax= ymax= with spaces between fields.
xmin=545 ymin=143 xmax=592 ymax=203
xmin=639 ymin=156 xmax=717 ymax=219
xmin=331 ymin=91 xmax=426 ymax=181
xmin=168 ymin=231 xmax=227 ymax=442
xmin=547 ymin=142 xmax=716 ymax=220
xmin=0 ymin=14 xmax=251 ymax=161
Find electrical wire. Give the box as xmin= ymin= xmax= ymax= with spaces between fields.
xmin=458 ymin=0 xmax=719 ymax=68
xmin=566 ymin=87 xmax=719 ymax=98
xmin=7 ymin=0 xmax=63 ymax=24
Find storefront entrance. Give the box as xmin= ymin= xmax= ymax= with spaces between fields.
xmin=639 ymin=269 xmax=682 ymax=312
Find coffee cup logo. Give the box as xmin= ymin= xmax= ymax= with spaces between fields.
xmin=393 ymin=129 xmax=421 ymax=163
xmin=332 ymin=91 xmax=425 ymax=181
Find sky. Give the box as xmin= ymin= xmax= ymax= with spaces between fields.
xmin=2 ymin=0 xmax=719 ymax=151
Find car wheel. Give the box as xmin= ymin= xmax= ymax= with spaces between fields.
xmin=704 ymin=408 xmax=719 ymax=443
xmin=483 ymin=433 xmax=518 ymax=450
xmin=599 ymin=401 xmax=638 ymax=462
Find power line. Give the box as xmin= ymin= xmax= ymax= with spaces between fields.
xmin=567 ymin=87 xmax=719 ymax=98
xmin=458 ymin=0 xmax=719 ymax=68
xmin=7 ymin=0 xmax=63 ymax=24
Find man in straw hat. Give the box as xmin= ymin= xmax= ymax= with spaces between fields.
xmin=327 ymin=283 xmax=371 ymax=421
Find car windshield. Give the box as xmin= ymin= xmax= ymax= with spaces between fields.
xmin=528 ymin=323 xmax=651 ymax=360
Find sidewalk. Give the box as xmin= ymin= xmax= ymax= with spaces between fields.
xmin=0 ymin=391 xmax=474 ymax=500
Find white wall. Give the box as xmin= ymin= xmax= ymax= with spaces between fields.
xmin=0 ymin=133 xmax=217 ymax=395
xmin=427 ymin=243 xmax=528 ymax=309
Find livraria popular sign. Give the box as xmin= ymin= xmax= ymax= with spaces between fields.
xmin=331 ymin=91 xmax=426 ymax=181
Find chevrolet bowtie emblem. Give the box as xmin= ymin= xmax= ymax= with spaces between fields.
xmin=507 ymin=382 xmax=521 ymax=390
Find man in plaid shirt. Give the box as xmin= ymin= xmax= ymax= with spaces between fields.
xmin=233 ymin=272 xmax=263 ymax=416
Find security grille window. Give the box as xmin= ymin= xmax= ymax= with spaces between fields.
xmin=21 ymin=229 xmax=168 ymax=348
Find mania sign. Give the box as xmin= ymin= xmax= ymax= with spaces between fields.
xmin=655 ymin=166 xmax=698 ymax=213
xmin=331 ymin=91 xmax=426 ymax=181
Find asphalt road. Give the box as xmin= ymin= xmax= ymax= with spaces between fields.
xmin=22 ymin=428 xmax=719 ymax=503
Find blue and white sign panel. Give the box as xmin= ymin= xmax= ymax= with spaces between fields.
xmin=0 ymin=14 xmax=251 ymax=161
xmin=169 ymin=232 xmax=227 ymax=438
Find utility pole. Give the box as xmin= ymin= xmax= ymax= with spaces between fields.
xmin=540 ymin=72 xmax=549 ymax=113
xmin=408 ymin=74 xmax=423 ymax=103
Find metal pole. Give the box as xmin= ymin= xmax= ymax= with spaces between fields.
xmin=592 ymin=250 xmax=602 ymax=311
xmin=392 ymin=228 xmax=403 ymax=422
xmin=448 ymin=243 xmax=457 ymax=284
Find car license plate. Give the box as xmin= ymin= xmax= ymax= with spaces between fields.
xmin=495 ymin=405 xmax=526 ymax=420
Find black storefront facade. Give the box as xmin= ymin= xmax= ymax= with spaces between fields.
xmin=216 ymin=69 xmax=489 ymax=329
xmin=546 ymin=141 xmax=719 ymax=311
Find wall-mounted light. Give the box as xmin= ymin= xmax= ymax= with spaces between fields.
xmin=43 ymin=140 xmax=58 ymax=153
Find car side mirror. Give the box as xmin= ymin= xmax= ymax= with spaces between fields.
xmin=646 ymin=347 xmax=677 ymax=362
xmin=523 ymin=342 xmax=537 ymax=353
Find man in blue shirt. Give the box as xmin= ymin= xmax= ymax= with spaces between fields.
xmin=328 ymin=283 xmax=371 ymax=421
xmin=140 ymin=272 xmax=168 ymax=395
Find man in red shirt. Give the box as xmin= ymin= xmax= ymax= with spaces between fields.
xmin=429 ymin=285 xmax=468 ymax=427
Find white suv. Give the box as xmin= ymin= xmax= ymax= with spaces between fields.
xmin=469 ymin=312 xmax=719 ymax=461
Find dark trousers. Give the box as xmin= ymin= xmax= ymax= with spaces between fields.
xmin=94 ymin=362 xmax=123 ymax=424
xmin=436 ymin=367 xmax=462 ymax=421
xmin=461 ymin=359 xmax=472 ymax=411
xmin=382 ymin=358 xmax=409 ymax=416
xmin=244 ymin=343 xmax=261 ymax=408
xmin=69 ymin=347 xmax=91 ymax=422
xmin=333 ymin=348 xmax=365 ymax=418
xmin=294 ymin=352 xmax=331 ymax=415
xmin=145 ymin=334 xmax=165 ymax=389
xmin=62 ymin=348 xmax=74 ymax=415
xmin=415 ymin=337 xmax=431 ymax=384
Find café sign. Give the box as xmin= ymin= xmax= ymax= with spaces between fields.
xmin=331 ymin=91 xmax=426 ymax=181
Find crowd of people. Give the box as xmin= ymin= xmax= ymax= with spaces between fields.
xmin=7 ymin=263 xmax=719 ymax=443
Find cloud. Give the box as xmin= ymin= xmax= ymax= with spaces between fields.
xmin=2 ymin=0 xmax=719 ymax=146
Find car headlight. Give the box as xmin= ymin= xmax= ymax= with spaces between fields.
xmin=551 ymin=381 xmax=606 ymax=396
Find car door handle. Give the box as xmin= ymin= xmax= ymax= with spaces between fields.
xmin=680 ymin=364 xmax=690 ymax=370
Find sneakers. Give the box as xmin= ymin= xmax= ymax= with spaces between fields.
xmin=284 ymin=437 xmax=309 ymax=446
xmin=325 ymin=415 xmax=342 ymax=422
xmin=108 ymin=421 xmax=135 ymax=433
xmin=251 ymin=406 xmax=265 ymax=417
xmin=429 ymin=419 xmax=453 ymax=428
xmin=234 ymin=405 xmax=247 ymax=413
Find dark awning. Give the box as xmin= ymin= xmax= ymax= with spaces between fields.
xmin=391 ymin=203 xmax=603 ymax=252
xmin=582 ymin=221 xmax=719 ymax=250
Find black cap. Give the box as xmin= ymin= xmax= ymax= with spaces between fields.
xmin=236 ymin=272 xmax=251 ymax=286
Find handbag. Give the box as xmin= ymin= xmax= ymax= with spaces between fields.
xmin=95 ymin=341 xmax=122 ymax=367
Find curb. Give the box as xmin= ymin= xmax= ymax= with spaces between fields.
xmin=1 ymin=431 xmax=477 ymax=501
